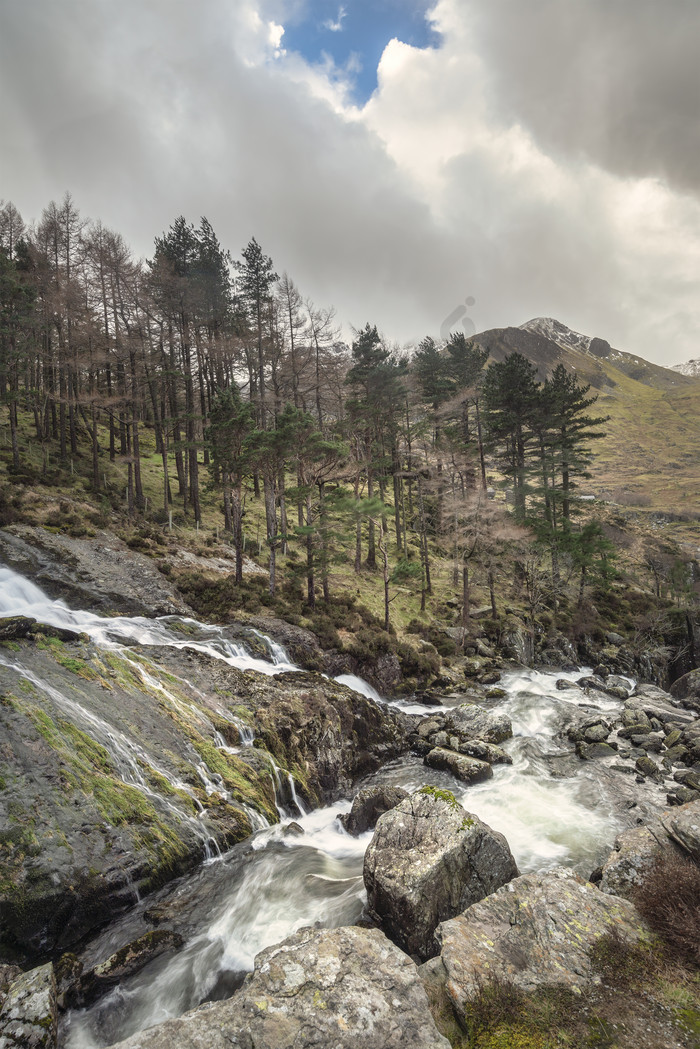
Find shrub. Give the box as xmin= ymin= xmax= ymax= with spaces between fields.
xmin=633 ymin=851 xmax=700 ymax=967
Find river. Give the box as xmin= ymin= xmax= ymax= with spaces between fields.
xmin=0 ymin=566 xmax=635 ymax=1048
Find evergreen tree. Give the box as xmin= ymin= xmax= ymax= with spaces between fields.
xmin=481 ymin=352 xmax=540 ymax=520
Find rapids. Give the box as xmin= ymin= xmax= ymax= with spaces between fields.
xmin=0 ymin=566 xmax=635 ymax=1048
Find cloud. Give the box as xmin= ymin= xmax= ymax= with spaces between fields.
xmin=0 ymin=0 xmax=698 ymax=367
xmin=323 ymin=5 xmax=346 ymax=33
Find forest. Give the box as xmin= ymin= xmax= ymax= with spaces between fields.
xmin=0 ymin=193 xmax=685 ymax=642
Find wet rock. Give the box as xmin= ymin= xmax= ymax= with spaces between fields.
xmin=556 ymin=678 xmax=580 ymax=691
xmin=68 ymin=930 xmax=184 ymax=1008
xmin=635 ymin=755 xmax=665 ymax=783
xmin=667 ymin=786 xmax=700 ymax=805
xmin=567 ymin=715 xmax=612 ymax=745
xmin=0 ymin=526 xmax=193 ymax=617
xmin=363 ymin=790 xmax=517 ymax=961
xmin=436 ymin=868 xmax=646 ymax=1023
xmin=576 ymin=741 xmax=617 ymax=760
xmin=0 ymin=616 xmax=36 ymax=641
xmin=110 ymin=926 xmax=451 ymax=1049
xmin=0 ymin=962 xmax=58 ymax=1049
xmin=245 ymin=615 xmax=324 ymax=671
xmin=339 ymin=786 xmax=409 ymax=836
xmin=454 ymin=739 xmax=512 ymax=765
xmin=424 ymin=747 xmax=493 ymax=785
xmin=282 ymin=821 xmax=305 ymax=836
xmin=443 ymin=704 xmax=512 ymax=745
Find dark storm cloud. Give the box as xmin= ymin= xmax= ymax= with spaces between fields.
xmin=467 ymin=0 xmax=700 ymax=196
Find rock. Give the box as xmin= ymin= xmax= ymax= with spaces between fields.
xmin=0 ymin=963 xmax=58 ymax=1049
xmin=0 ymin=616 xmax=36 ymax=641
xmin=556 ymin=678 xmax=580 ymax=691
xmin=443 ymin=704 xmax=512 ymax=745
xmin=68 ymin=930 xmax=184 ymax=1008
xmin=576 ymin=741 xmax=617 ymax=760
xmin=635 ymin=755 xmax=665 ymax=783
xmin=436 ymin=868 xmax=646 ymax=1023
xmin=454 ymin=739 xmax=512 ymax=765
xmin=0 ymin=526 xmax=193 ymax=617
xmin=606 ymin=631 xmax=625 ymax=645
xmin=363 ymin=790 xmax=517 ymax=961
xmin=567 ymin=715 xmax=611 ymax=745
xmin=110 ymin=926 xmax=450 ymax=1049
xmin=670 ymin=669 xmax=700 ymax=712
xmin=599 ymin=824 xmax=667 ymax=898
xmin=339 ymin=786 xmax=409 ymax=836
xmin=660 ymin=798 xmax=700 ymax=861
xmin=424 ymin=747 xmax=493 ymax=785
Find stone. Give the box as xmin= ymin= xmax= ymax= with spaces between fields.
xmin=660 ymin=798 xmax=700 ymax=861
xmin=556 ymin=678 xmax=580 ymax=691
xmin=0 ymin=962 xmax=58 ymax=1049
xmin=339 ymin=786 xmax=409 ymax=836
xmin=455 ymin=739 xmax=512 ymax=765
xmin=424 ymin=747 xmax=493 ymax=785
xmin=110 ymin=926 xmax=450 ymax=1049
xmin=599 ymin=824 xmax=666 ymax=898
xmin=363 ymin=790 xmax=517 ymax=961
xmin=436 ymin=868 xmax=647 ymax=1025
xmin=443 ymin=704 xmax=512 ymax=745
xmin=635 ymin=755 xmax=665 ymax=783
xmin=576 ymin=741 xmax=617 ymax=760
xmin=669 ymin=669 xmax=700 ymax=712
xmin=68 ymin=930 xmax=184 ymax=1008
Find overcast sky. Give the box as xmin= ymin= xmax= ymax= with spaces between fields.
xmin=1 ymin=0 xmax=699 ymax=366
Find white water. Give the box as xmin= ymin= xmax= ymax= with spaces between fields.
xmin=0 ymin=566 xmax=636 ymax=1046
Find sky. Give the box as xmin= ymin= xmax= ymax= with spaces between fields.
xmin=1 ymin=0 xmax=699 ymax=367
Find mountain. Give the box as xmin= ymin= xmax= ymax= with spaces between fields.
xmin=472 ymin=318 xmax=700 ymax=524
xmin=672 ymin=358 xmax=700 ymax=377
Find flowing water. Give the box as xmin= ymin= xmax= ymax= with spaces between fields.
xmin=0 ymin=566 xmax=635 ymax=1047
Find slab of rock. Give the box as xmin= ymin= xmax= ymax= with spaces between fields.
xmin=599 ymin=823 xmax=668 ymax=898
xmin=363 ymin=790 xmax=517 ymax=961
xmin=660 ymin=798 xmax=700 ymax=862
xmin=436 ymin=868 xmax=646 ymax=1024
xmin=68 ymin=930 xmax=184 ymax=1008
xmin=424 ymin=747 xmax=493 ymax=785
xmin=110 ymin=926 xmax=450 ymax=1049
xmin=443 ymin=704 xmax=512 ymax=745
xmin=0 ymin=962 xmax=58 ymax=1049
xmin=339 ymin=786 xmax=409 ymax=836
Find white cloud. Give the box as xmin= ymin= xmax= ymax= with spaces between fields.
xmin=323 ymin=5 xmax=346 ymax=33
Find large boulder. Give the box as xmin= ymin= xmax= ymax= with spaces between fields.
xmin=339 ymin=786 xmax=409 ymax=836
xmin=363 ymin=789 xmax=517 ymax=961
xmin=443 ymin=704 xmax=512 ymax=745
xmin=0 ymin=963 xmax=58 ymax=1049
xmin=670 ymin=669 xmax=700 ymax=712
xmin=660 ymin=798 xmax=700 ymax=862
xmin=600 ymin=799 xmax=700 ymax=898
xmin=110 ymin=926 xmax=450 ymax=1049
xmin=435 ymin=868 xmax=646 ymax=1025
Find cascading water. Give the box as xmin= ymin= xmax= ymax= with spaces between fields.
xmin=0 ymin=565 xmax=637 ymax=1047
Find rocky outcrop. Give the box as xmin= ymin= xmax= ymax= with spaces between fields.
xmin=110 ymin=926 xmax=450 ymax=1049
xmin=339 ymin=786 xmax=409 ymax=836
xmin=0 ymin=962 xmax=58 ymax=1048
xmin=363 ymin=789 xmax=517 ymax=961
xmin=0 ymin=637 xmax=409 ymax=963
xmin=0 ymin=526 xmax=193 ymax=617
xmin=434 ymin=867 xmax=647 ymax=1025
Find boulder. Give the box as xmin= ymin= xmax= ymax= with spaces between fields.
xmin=567 ymin=715 xmax=612 ymax=745
xmin=635 ymin=755 xmax=665 ymax=783
xmin=363 ymin=790 xmax=517 ymax=961
xmin=339 ymin=786 xmax=409 ymax=836
xmin=454 ymin=739 xmax=512 ymax=765
xmin=670 ymin=669 xmax=700 ymax=712
xmin=0 ymin=962 xmax=58 ymax=1049
xmin=660 ymin=798 xmax=700 ymax=862
xmin=436 ymin=868 xmax=646 ymax=1024
xmin=66 ymin=930 xmax=184 ymax=1008
xmin=599 ymin=824 xmax=667 ymax=898
xmin=110 ymin=926 xmax=450 ymax=1049
xmin=443 ymin=704 xmax=512 ymax=745
xmin=424 ymin=747 xmax=493 ymax=785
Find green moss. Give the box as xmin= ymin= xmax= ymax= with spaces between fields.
xmin=55 ymin=655 xmax=99 ymax=680
xmin=419 ymin=784 xmax=462 ymax=811
xmin=192 ymin=739 xmax=277 ymax=823
xmin=0 ymin=641 xmax=21 ymax=652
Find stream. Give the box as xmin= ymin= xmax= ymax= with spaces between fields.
xmin=0 ymin=567 xmax=636 ymax=1048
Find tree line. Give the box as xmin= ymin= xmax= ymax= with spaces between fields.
xmin=0 ymin=194 xmax=610 ymax=631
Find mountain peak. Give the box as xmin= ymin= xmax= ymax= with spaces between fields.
xmin=671 ymin=358 xmax=700 ymax=377
xmin=520 ymin=317 xmax=592 ymax=354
